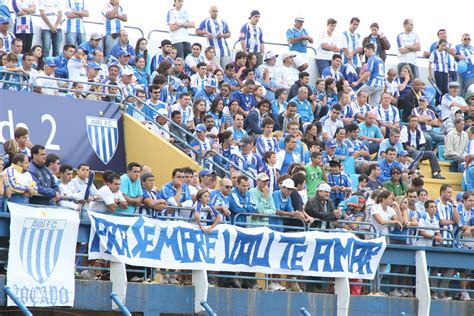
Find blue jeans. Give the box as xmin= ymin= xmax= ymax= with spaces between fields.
xmin=42 ymin=29 xmax=63 ymax=57
xmin=105 ymin=34 xmax=120 ymax=59
xmin=66 ymin=32 xmax=87 ymax=46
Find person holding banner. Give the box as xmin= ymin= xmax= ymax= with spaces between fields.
xmin=138 ymin=172 xmax=168 ymax=218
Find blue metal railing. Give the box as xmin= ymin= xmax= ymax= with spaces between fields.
xmin=300 ymin=307 xmax=312 ymax=316
xmin=3 ymin=286 xmax=33 ymax=316
xmin=110 ymin=292 xmax=132 ymax=316
xmin=200 ymin=301 xmax=217 ymax=316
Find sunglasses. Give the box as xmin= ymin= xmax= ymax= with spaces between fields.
xmin=224 ymin=185 xmax=233 ymax=189
xmin=392 ymin=172 xmax=401 ymax=175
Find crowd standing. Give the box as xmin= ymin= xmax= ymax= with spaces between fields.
xmin=1 ymin=0 xmax=474 ymax=300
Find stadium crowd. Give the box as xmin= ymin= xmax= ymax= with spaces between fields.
xmin=0 ymin=0 xmax=474 ymax=300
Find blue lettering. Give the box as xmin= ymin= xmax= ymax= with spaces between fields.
xmin=332 ymin=238 xmax=353 ymax=272
xmin=204 ymin=231 xmax=218 ymax=264
xmin=350 ymin=240 xmax=382 ymax=274
xmin=279 ymin=235 xmax=306 ymax=269
xmin=49 ymin=285 xmax=58 ymax=305
xmin=309 ymin=239 xmax=334 ymax=272
xmin=290 ymin=244 xmax=307 ymax=271
xmin=59 ymin=286 xmax=69 ymax=304
xmin=131 ymin=217 xmax=156 ymax=259
xmin=251 ymin=232 xmax=274 ymax=268
xmin=153 ymin=226 xmax=182 ymax=261
xmin=39 ymin=286 xmax=48 ymax=305
xmin=90 ymin=216 xmax=131 ymax=257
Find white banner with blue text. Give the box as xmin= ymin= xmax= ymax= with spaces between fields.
xmin=88 ymin=211 xmax=387 ymax=279
xmin=7 ymin=202 xmax=80 ymax=307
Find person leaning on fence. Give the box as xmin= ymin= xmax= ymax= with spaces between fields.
xmin=89 ymin=173 xmax=127 ymax=213
xmin=138 ymin=172 xmax=167 ymax=218
xmin=304 ymin=182 xmax=341 ymax=229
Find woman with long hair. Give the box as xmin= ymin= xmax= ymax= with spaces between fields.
xmin=302 ymin=123 xmax=321 ymax=148
xmin=31 ymin=45 xmax=44 ymax=71
xmin=325 ymin=77 xmax=338 ymax=107
xmin=135 ymin=38 xmax=151 ymax=76
xmin=209 ymin=98 xmax=226 ymax=133
xmin=397 ymin=65 xmax=413 ymax=98
xmin=384 ymin=167 xmax=408 ymax=197
xmin=370 ymin=190 xmax=403 ymax=237
xmin=192 ymin=98 xmax=207 ymax=126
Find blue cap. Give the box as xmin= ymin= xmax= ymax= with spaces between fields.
xmin=199 ymin=169 xmax=216 ymax=177
xmin=399 ymin=150 xmax=409 ymax=157
xmin=0 ymin=16 xmax=9 ymax=24
xmin=44 ymin=58 xmax=56 ymax=67
xmin=204 ymin=77 xmax=218 ymax=89
xmin=88 ymin=62 xmax=101 ymax=69
xmin=326 ymin=139 xmax=337 ymax=148
xmin=117 ymin=50 xmax=130 ymax=57
xmin=195 ymin=124 xmax=206 ymax=132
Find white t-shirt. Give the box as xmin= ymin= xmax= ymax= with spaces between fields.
xmin=316 ymin=31 xmax=340 ymax=61
xmin=397 ymin=31 xmax=420 ymax=65
xmin=35 ymin=71 xmax=58 ymax=95
xmin=322 ymin=118 xmax=344 ymax=139
xmin=38 ymin=0 xmax=63 ymax=30
xmin=370 ymin=204 xmax=397 ymax=235
xmin=89 ymin=185 xmax=126 ymax=212
xmin=167 ymin=8 xmax=192 ymax=44
xmin=415 ymin=214 xmax=439 ymax=247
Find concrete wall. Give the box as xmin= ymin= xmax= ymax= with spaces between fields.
xmin=122 ymin=113 xmax=201 ymax=188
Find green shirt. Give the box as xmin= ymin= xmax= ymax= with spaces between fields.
xmin=249 ymin=187 xmax=276 ymax=225
xmin=305 ymin=164 xmax=325 ymax=198
xmin=384 ymin=180 xmax=408 ymax=197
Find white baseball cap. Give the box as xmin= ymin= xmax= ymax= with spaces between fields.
xmin=317 ymin=183 xmax=331 ymax=193
xmin=281 ymin=179 xmax=296 ymax=190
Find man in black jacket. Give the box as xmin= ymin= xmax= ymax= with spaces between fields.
xmin=399 ymin=78 xmax=424 ymax=123
xmin=28 ymin=145 xmax=60 ymax=206
xmin=244 ymin=99 xmax=270 ymax=135
xmin=288 ymin=71 xmax=314 ymax=101
xmin=305 ymin=182 xmax=342 ymax=228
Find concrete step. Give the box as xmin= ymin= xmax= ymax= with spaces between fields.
xmin=419 ymin=161 xmax=452 ymax=173
xmin=426 ymin=188 xmax=462 ymax=199
xmin=423 ymin=178 xmax=462 ymax=190
xmin=419 ymin=170 xmax=462 ymax=181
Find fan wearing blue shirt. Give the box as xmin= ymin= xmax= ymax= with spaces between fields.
xmin=118 ymin=162 xmax=143 ymax=214
xmin=378 ymin=147 xmax=404 ymax=183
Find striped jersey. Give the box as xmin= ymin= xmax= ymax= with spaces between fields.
xmin=65 ymin=0 xmax=86 ymax=34
xmin=350 ymin=101 xmax=371 ymax=117
xmin=435 ymin=199 xmax=454 ymax=246
xmin=341 ymin=30 xmax=362 ymax=67
xmin=411 ymin=107 xmax=436 ymax=131
xmin=255 ymin=135 xmax=278 ymax=159
xmin=321 ymin=66 xmax=343 ymax=81
xmin=366 ymin=54 xmax=385 ymax=87
xmin=12 ymin=0 xmax=34 ymax=34
xmin=0 ymin=32 xmax=15 ymax=52
xmin=102 ymin=3 xmax=124 ymax=35
xmin=138 ymin=189 xmax=164 ymax=218
xmin=375 ymin=104 xmax=400 ymax=124
xmin=198 ymin=18 xmax=231 ymax=57
xmin=429 ymin=49 xmax=449 ymax=73
xmin=239 ymin=23 xmax=264 ymax=53
xmin=170 ymin=103 xmax=194 ymax=125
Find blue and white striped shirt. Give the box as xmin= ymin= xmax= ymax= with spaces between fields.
xmin=198 ymin=18 xmax=231 ymax=57
xmin=239 ymin=23 xmax=264 ymax=53
xmin=0 ymin=32 xmax=15 ymax=52
xmin=12 ymin=0 xmax=34 ymax=34
xmin=375 ymin=104 xmax=400 ymax=124
xmin=429 ymin=49 xmax=449 ymax=73
xmin=66 ymin=0 xmax=86 ymax=34
xmin=341 ymin=30 xmax=362 ymax=67
xmin=102 ymin=3 xmax=124 ymax=35
xmin=366 ymin=55 xmax=385 ymax=87
xmin=435 ymin=199 xmax=454 ymax=246
xmin=255 ymin=135 xmax=278 ymax=159
xmin=321 ymin=66 xmax=343 ymax=81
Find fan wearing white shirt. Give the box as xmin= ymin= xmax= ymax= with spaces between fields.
xmin=89 ymin=174 xmax=127 ymax=212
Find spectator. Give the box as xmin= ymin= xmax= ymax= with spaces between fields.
xmin=378 ymin=147 xmax=405 ymax=183
xmin=384 ymin=167 xmax=408 ymax=196
xmin=244 ymin=99 xmax=270 ymax=135
xmin=57 ymin=164 xmax=82 ymax=211
xmin=255 ymin=117 xmax=278 ymax=159
xmin=286 ymin=17 xmax=312 ymax=72
xmin=415 ymin=199 xmax=442 ymax=246
xmin=170 ymin=92 xmax=194 ymax=130
xmin=3 ymin=153 xmax=36 ymax=204
xmin=0 ymin=16 xmax=14 ymax=53
xmin=35 ymin=58 xmax=59 ymax=95
xmin=70 ymin=163 xmax=98 ymax=205
xmin=396 ymin=19 xmax=421 ymax=78
xmin=366 ymin=164 xmax=384 ymax=192
xmin=194 ymin=77 xmax=218 ymax=109
xmin=399 ymin=78 xmax=423 ymax=123
xmin=118 ymin=162 xmax=143 ymax=214
xmin=161 ymin=168 xmax=193 ymax=217
xmin=411 ymin=96 xmax=443 ymax=151
xmin=440 ymin=82 xmax=468 ymax=133
xmin=249 ymin=172 xmax=276 ymax=225
xmin=341 ymin=17 xmax=362 ymax=71
xmin=110 ymin=29 xmax=135 ymax=65
xmin=228 ymin=174 xmax=255 ymax=224
xmin=327 ymin=160 xmax=352 ymax=207
xmin=362 ymin=22 xmax=391 ymax=62
xmin=196 ymin=5 xmax=232 ymax=68
xmin=89 ymin=173 xmax=127 ymax=212
xmin=276 ymin=135 xmax=301 ymax=175
xmin=102 ymin=0 xmax=128 ymax=58
xmin=150 ymin=39 xmax=174 ymax=73
xmin=378 ymin=128 xmax=404 ymax=158
xmin=64 ymin=0 xmax=88 ymax=46
xmin=194 ymin=188 xmax=221 ymax=233
xmin=31 ymin=45 xmax=44 ymax=70
xmin=27 ymin=144 xmax=60 ymax=205
xmin=184 ymin=43 xmax=204 ymax=75
xmin=45 ymin=153 xmax=60 ymax=184
xmin=315 ymin=18 xmax=341 ymax=76
xmin=273 ymin=52 xmax=299 ymax=90
xmin=239 ymin=10 xmax=264 ymax=66
xmin=305 ymin=151 xmax=326 ymax=199
xmin=358 ymin=111 xmax=383 ymax=154
xmin=39 ymin=0 xmax=63 ymax=57
xmin=209 ymin=177 xmax=232 ymax=221
xmin=305 ymin=182 xmax=340 ymax=228
xmin=375 ymin=92 xmax=401 ymax=137
xmin=230 ymin=136 xmax=262 ymax=185
xmin=444 ymin=118 xmax=468 ymax=166
xmin=138 ymin=172 xmax=167 ymax=218
xmin=322 ymin=104 xmax=343 ymax=140
xmin=321 ymin=54 xmax=343 ymax=81
xmin=12 ymin=0 xmax=36 ymax=53
xmin=167 ymin=0 xmax=194 ymax=59
xmin=79 ymin=33 xmax=103 ymax=61
xmin=370 ymin=190 xmax=403 ymax=237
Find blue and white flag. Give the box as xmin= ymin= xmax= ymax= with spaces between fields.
xmin=86 ymin=116 xmax=119 ymax=165
xmin=88 ymin=211 xmax=387 ymax=279
xmin=7 ymin=202 xmax=80 ymax=307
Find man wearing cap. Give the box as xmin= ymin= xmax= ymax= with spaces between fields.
xmin=101 ymin=62 xmax=119 ymax=86
xmin=400 ymin=115 xmax=445 ymax=179
xmin=411 ymin=96 xmax=444 ymax=150
xmin=0 ymin=15 xmax=15 ymax=53
xmin=239 ymin=10 xmax=265 ymax=67
xmin=305 ymin=182 xmax=341 ymax=229
xmin=102 ymin=0 xmax=127 ymax=58
xmin=272 ymin=178 xmax=305 ymax=230
xmin=255 ymin=51 xmax=282 ymax=94
xmin=85 ymin=62 xmax=101 ymax=85
xmin=249 ymin=172 xmax=276 ymax=225
xmin=197 ymin=169 xmax=216 ymax=191
xmin=150 ymin=39 xmax=174 ymax=73
xmin=34 ymin=58 xmax=59 ymax=96
xmin=119 ymin=66 xmax=136 ymax=98
xmin=190 ymin=124 xmax=218 ymax=169
xmin=441 ymin=82 xmax=468 ymax=133
xmin=196 ymin=5 xmax=231 ymax=68
xmin=193 ymin=77 xmax=217 ymax=109
xmin=230 ymin=136 xmax=262 ymax=186
xmin=286 ymin=17 xmax=312 ymax=72
xmin=274 ymin=52 xmax=299 ymax=90
xmin=79 ymin=33 xmax=103 ymax=61
xmin=64 ymin=0 xmax=89 ymax=47
xmin=110 ymin=29 xmax=135 ymax=64
xmin=12 ymin=0 xmax=35 ymax=53
xmin=145 ymin=108 xmax=170 ymax=141
xmin=116 ymin=50 xmax=132 ymax=74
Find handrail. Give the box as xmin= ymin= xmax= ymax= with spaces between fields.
xmin=200 ymin=301 xmax=217 ymax=316
xmin=300 ymin=307 xmax=311 ymax=316
xmin=30 ymin=76 xmax=124 ymax=101
xmin=3 ymin=286 xmax=33 ymax=316
xmin=233 ymin=212 xmax=307 ymax=230
xmin=379 ymin=223 xmax=456 ymax=246
xmin=110 ymin=292 xmax=132 ymax=316
xmin=124 ymin=96 xmax=202 ymax=162
xmin=232 ymin=39 xmax=318 ymax=57
xmin=203 ymin=149 xmax=257 ymax=181
xmin=0 ymin=70 xmax=31 ymax=91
